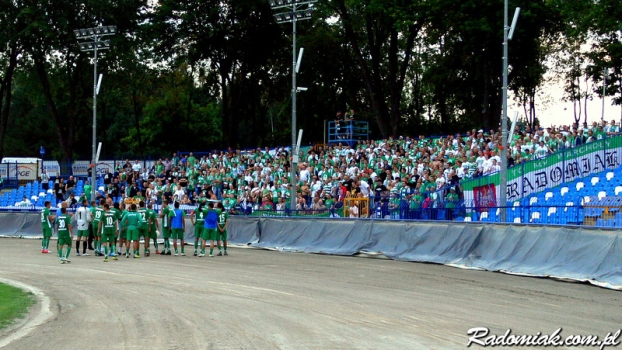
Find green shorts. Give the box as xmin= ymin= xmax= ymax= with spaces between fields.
xmin=139 ymin=227 xmax=148 ymax=238
xmin=148 ymin=225 xmax=158 ymax=239
xmin=219 ymin=229 xmax=227 ymax=241
xmin=194 ymin=224 xmax=203 ymax=240
xmin=202 ymin=228 xmax=218 ymax=241
xmin=92 ymin=222 xmax=102 ymax=236
xmin=172 ymin=228 xmax=185 ymax=240
xmin=126 ymin=228 xmax=139 ymax=241
xmin=58 ymin=235 xmax=72 ymax=246
xmin=42 ymin=227 xmax=53 ymax=238
xmin=102 ymin=232 xmax=116 ymax=243
xmin=77 ymin=229 xmax=89 ymax=237
xmin=162 ymin=227 xmax=172 ymax=239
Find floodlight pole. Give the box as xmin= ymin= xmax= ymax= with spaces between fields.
xmin=499 ymin=7 xmax=520 ymax=221
xmin=290 ymin=2 xmax=298 ymax=212
xmin=500 ymin=0 xmax=514 ymax=221
xmin=270 ymin=1 xmax=314 ymax=211
xmin=75 ymin=27 xmax=115 ymax=202
xmin=601 ymin=67 xmax=606 ymax=122
xmin=91 ymin=43 xmax=98 ymax=203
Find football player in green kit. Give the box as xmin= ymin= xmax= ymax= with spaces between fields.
xmin=159 ymin=199 xmax=174 ymax=255
xmin=190 ymin=202 xmax=205 ymax=256
xmin=146 ymin=203 xmax=159 ymax=255
xmin=124 ymin=204 xmax=141 ymax=258
xmin=41 ymin=201 xmax=55 ymax=253
xmin=118 ymin=203 xmax=128 ymax=256
xmin=216 ymin=202 xmax=229 ymax=256
xmin=137 ymin=201 xmax=150 ymax=256
xmin=90 ymin=200 xmax=106 ymax=256
xmin=99 ymin=203 xmax=118 ymax=262
xmin=56 ymin=207 xmax=73 ymax=264
xmin=111 ymin=202 xmax=123 ymax=256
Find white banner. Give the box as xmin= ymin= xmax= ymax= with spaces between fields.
xmin=43 ymin=161 xmax=60 ymax=177
xmin=0 ymin=163 xmax=40 ymax=180
xmin=72 ymin=160 xmax=116 ymax=177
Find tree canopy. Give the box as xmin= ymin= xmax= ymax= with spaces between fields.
xmin=0 ymin=0 xmax=619 ymax=160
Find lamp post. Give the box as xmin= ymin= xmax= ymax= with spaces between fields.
xmin=500 ymin=4 xmax=520 ymax=221
xmin=601 ymin=67 xmax=607 ymax=122
xmin=269 ymin=0 xmax=315 ymax=212
xmin=74 ymin=26 xmax=116 ymax=202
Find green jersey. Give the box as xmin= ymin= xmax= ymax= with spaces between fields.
xmin=91 ymin=206 xmax=104 ymax=223
xmin=57 ymin=214 xmax=71 ymax=236
xmin=147 ymin=209 xmax=157 ymax=227
xmin=137 ymin=208 xmax=149 ymax=228
xmin=161 ymin=206 xmax=173 ymax=228
xmin=41 ymin=207 xmax=52 ymax=229
xmin=195 ymin=208 xmax=205 ymax=224
xmin=125 ymin=211 xmax=140 ymax=229
xmin=103 ymin=210 xmax=117 ymax=232
xmin=112 ymin=208 xmax=122 ymax=221
xmin=218 ymin=210 xmax=229 ymax=226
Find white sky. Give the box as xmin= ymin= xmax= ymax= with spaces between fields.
xmin=519 ymin=80 xmax=620 ymax=128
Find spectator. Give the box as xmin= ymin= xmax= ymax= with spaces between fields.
xmin=348 ymin=202 xmax=359 ymax=218
xmin=65 ymin=175 xmax=75 ymax=200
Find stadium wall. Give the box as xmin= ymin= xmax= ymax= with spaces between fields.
xmin=3 ymin=212 xmax=621 ymax=290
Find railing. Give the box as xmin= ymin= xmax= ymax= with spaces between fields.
xmin=462 ymin=136 xmax=622 ymax=204
xmin=6 ymin=198 xmax=622 ymax=228
xmin=328 ymin=120 xmax=369 ymax=147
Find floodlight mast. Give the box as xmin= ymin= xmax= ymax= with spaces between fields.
xmin=75 ymin=26 xmax=116 ymax=202
xmin=270 ymin=0 xmax=316 ymax=212
xmin=501 ymin=3 xmax=519 ymax=221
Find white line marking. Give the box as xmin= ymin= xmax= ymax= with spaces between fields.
xmin=0 ymin=278 xmax=54 ymax=348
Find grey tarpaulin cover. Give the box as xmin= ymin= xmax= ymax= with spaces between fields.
xmin=226 ymin=217 xmax=622 ymax=290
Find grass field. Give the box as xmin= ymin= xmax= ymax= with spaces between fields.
xmin=0 ymin=283 xmax=34 ymax=330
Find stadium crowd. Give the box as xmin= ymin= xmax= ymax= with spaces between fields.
xmin=54 ymin=118 xmax=620 ymax=219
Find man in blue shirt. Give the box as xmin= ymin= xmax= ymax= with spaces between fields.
xmin=201 ymin=202 xmax=219 ymax=257
xmin=171 ymin=201 xmax=186 ymax=256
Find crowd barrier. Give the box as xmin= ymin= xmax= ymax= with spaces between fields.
xmin=224 ymin=217 xmax=622 ymax=290
xmin=4 ymin=212 xmax=621 ymax=290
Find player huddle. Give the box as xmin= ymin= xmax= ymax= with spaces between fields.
xmin=40 ymin=198 xmax=230 ymax=263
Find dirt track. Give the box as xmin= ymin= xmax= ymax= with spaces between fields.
xmin=0 ymin=238 xmax=620 ymax=349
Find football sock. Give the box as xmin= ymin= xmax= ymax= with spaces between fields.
xmin=76 ymin=241 xmax=80 ymax=253
xmin=209 ymin=249 xmax=213 ymax=255
xmin=194 ymin=240 xmax=198 ymax=251
xmin=64 ymin=247 xmax=71 ymax=259
xmin=57 ymin=246 xmax=63 ymax=258
xmin=83 ymin=241 xmax=87 ymax=254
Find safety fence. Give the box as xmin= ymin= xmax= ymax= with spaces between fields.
xmin=462 ymin=136 xmax=622 ymax=205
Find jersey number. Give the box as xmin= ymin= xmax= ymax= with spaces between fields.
xmin=96 ymin=211 xmax=102 ymax=219
xmin=106 ymin=217 xmax=114 ymax=226
xmin=58 ymin=220 xmax=66 ymax=229
xmin=41 ymin=212 xmax=46 ymax=222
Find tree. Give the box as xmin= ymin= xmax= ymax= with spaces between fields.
xmin=151 ymin=0 xmax=286 ymax=148
xmin=16 ymin=0 xmax=147 ymax=160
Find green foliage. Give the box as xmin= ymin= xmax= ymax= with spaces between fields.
xmin=0 ymin=0 xmax=619 ymax=159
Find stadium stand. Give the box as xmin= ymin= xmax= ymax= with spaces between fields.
xmin=1 ymin=121 xmax=620 ymax=227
